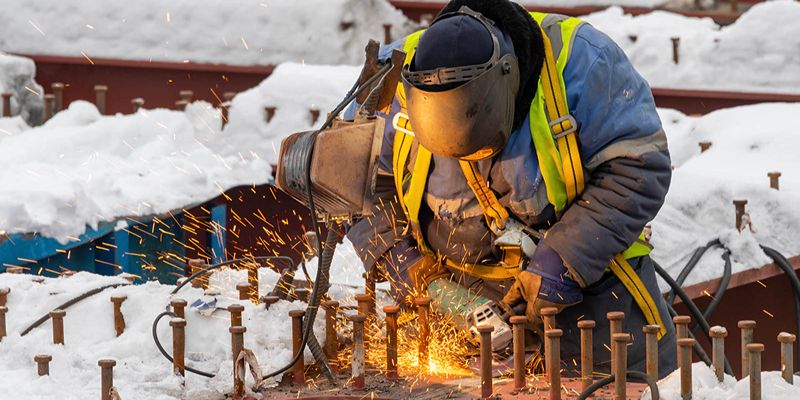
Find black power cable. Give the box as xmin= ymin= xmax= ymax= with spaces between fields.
xmin=760 ymin=245 xmax=800 ymax=364
xmin=21 ymin=283 xmax=131 ymax=336
xmin=577 ymin=370 xmax=659 ymax=400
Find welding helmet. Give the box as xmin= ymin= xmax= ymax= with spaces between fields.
xmin=401 ymin=6 xmax=520 ymax=160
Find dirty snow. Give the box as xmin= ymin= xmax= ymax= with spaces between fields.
xmin=650 ymin=103 xmax=800 ymax=287
xmin=0 ymin=241 xmax=371 ymax=399
xmin=582 ymin=1 xmax=800 ymax=93
xmin=0 ymin=53 xmax=44 ymax=125
xmin=641 ymin=362 xmax=800 ymax=399
xmin=0 ymin=0 xmax=415 ymax=67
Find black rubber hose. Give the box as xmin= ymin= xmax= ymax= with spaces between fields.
xmin=577 ymin=370 xmax=659 ymax=400
xmin=20 ymin=282 xmax=130 ymax=336
xmin=666 ymin=239 xmax=721 ymax=305
xmin=700 ymin=250 xmax=732 ymax=323
xmin=171 ymin=256 xmax=294 ymax=295
xmin=152 ymin=310 xmax=215 ymax=378
xmin=760 ymin=245 xmax=800 ymax=364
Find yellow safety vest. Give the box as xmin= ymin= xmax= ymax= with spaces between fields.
xmin=392 ymin=13 xmax=664 ymax=338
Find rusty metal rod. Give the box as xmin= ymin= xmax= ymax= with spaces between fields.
xmin=131 ymin=97 xmax=144 ymax=113
xmin=236 ymin=283 xmax=250 ymax=301
xmin=51 ymin=309 xmax=66 ymax=345
xmin=247 ymin=262 xmax=259 ymax=303
xmin=383 ymin=23 xmax=393 ymax=44
xmin=547 ymin=329 xmax=563 ymax=400
xmin=541 ymin=306 xmax=558 ymax=331
xmin=350 ymin=313 xmax=367 ymax=390
xmin=710 ymin=326 xmax=728 ymax=383
xmin=188 ymin=259 xmax=206 ymax=289
xmin=44 ymin=94 xmax=55 ymax=120
xmin=94 ymin=85 xmax=108 ymax=115
xmin=699 ymin=141 xmax=712 ymax=153
xmin=230 ymin=326 xmax=246 ymax=397
xmin=644 ymin=324 xmax=660 ymax=383
xmin=607 ymin=312 xmax=624 ymax=372
xmin=169 ymin=318 xmax=186 ymax=376
xmin=356 ymin=293 xmax=372 ymax=352
xmin=179 ymin=90 xmax=194 ymax=102
xmin=678 ymin=338 xmax=695 ymax=400
xmin=768 ymin=172 xmax=781 ymax=190
xmin=578 ymin=319 xmax=595 ymax=391
xmin=415 ymin=296 xmax=432 ymax=373
xmin=612 ymin=333 xmax=630 ymax=400
xmin=264 ymin=106 xmax=276 ymax=123
xmin=671 ymin=37 xmax=680 ymax=65
xmin=479 ymin=324 xmax=495 ymax=399
xmin=98 ymin=359 xmax=116 ymax=400
xmin=384 ymin=305 xmax=400 ymax=381
xmin=170 ymin=298 xmax=187 ymax=319
xmin=0 ymin=306 xmax=6 ymax=341
xmin=734 ymin=201 xmax=748 ymax=233
xmin=323 ymin=300 xmax=340 ymax=372
xmin=111 ymin=296 xmax=126 ymax=337
xmin=778 ymin=332 xmax=795 ymax=384
xmin=748 ymin=343 xmax=764 ymax=400
xmin=739 ymin=320 xmax=756 ymax=378
xmin=35 ymin=354 xmax=52 ymax=376
xmin=511 ymin=315 xmax=527 ymax=390
xmin=0 ymin=287 xmax=9 ymax=307
xmin=228 ymin=304 xmax=244 ymax=328
xmin=2 ymin=93 xmax=11 ymax=117
xmin=52 ymin=82 xmax=64 ymax=112
xmin=290 ymin=309 xmax=305 ymax=386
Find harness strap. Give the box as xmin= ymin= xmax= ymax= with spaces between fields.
xmin=610 ymin=254 xmax=667 ymax=339
xmin=458 ymin=160 xmax=509 ymax=230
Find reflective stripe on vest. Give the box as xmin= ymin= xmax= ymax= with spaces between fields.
xmin=391 ymin=13 xmax=665 ymax=338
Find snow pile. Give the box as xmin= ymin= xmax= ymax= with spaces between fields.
xmin=223 ymin=62 xmax=361 ymax=165
xmin=651 ymin=104 xmax=800 ymax=287
xmin=0 ymin=53 xmax=43 ymax=125
xmin=0 ymin=0 xmax=415 ymax=67
xmin=642 ymin=362 xmax=800 ymax=399
xmin=0 ymin=100 xmax=269 ymax=242
xmin=583 ymin=1 xmax=800 ymax=93
xmin=0 ymin=240 xmax=374 ymax=399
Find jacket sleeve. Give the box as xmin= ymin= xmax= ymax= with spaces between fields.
xmin=539 ymin=25 xmax=672 ymax=287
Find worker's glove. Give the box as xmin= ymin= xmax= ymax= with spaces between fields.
xmin=376 ymin=238 xmax=450 ymax=306
xmin=501 ymin=242 xmax=582 ymax=336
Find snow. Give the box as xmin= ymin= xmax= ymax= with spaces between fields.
xmin=0 ymin=53 xmax=44 ymax=125
xmin=582 ymin=1 xmax=800 ymax=93
xmin=0 ymin=238 xmax=370 ymax=399
xmin=651 ymin=104 xmax=800 ymax=287
xmin=641 ymin=362 xmax=800 ymax=399
xmin=413 ymin=0 xmax=666 ymax=6
xmin=0 ymin=0 xmax=415 ymax=67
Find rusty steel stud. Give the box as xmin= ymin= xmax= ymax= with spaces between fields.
xmin=349 ymin=313 xmax=367 ymax=390
xmin=264 ymin=106 xmax=276 ymax=123
xmin=61 ymin=269 xmax=76 ymax=277
xmin=384 ymin=305 xmax=400 ymax=380
xmin=229 ymin=326 xmax=246 ymax=397
xmin=612 ymin=333 xmax=630 ymax=400
xmin=747 ymin=343 xmax=764 ymax=400
xmin=246 ymin=262 xmax=259 ymax=303
xmin=355 ymin=292 xmax=374 ymax=351
xmin=478 ymin=324 xmax=495 ymax=399
xmin=0 ymin=306 xmax=7 ymax=341
xmin=7 ymin=266 xmax=24 ymax=274
xmin=262 ymin=295 xmax=279 ymax=306
xmin=671 ymin=36 xmax=680 ymax=64
xmin=236 ymin=282 xmax=251 ymax=301
xmin=364 ymin=272 xmax=378 ymax=321
xmin=678 ymin=338 xmax=695 ymax=400
xmin=44 ymin=94 xmax=55 ymax=120
xmin=169 ymin=318 xmax=187 ymax=376
xmin=710 ymin=326 xmax=728 ymax=383
xmin=607 ymin=311 xmax=624 ymax=372
xmin=51 ymin=82 xmax=64 ymax=112
xmin=220 ymin=101 xmax=231 ymax=128
xmin=733 ymin=200 xmax=749 ymax=233
xmin=50 ymin=309 xmax=66 ymax=345
xmin=541 ymin=306 xmax=558 ymax=331
xmin=119 ymin=273 xmax=136 ymax=283
xmin=739 ymin=320 xmax=756 ymax=377
xmin=577 ymin=320 xmax=595 ymax=391
xmin=32 ymin=276 xmax=45 ymax=284
xmin=322 ymin=300 xmax=340 ymax=372
xmin=94 ymin=85 xmax=108 ymax=115
xmin=768 ymin=171 xmax=782 ymax=190
xmin=131 ymin=97 xmax=144 ymax=112
xmin=1 ymin=92 xmax=11 ymax=117
xmin=699 ymin=141 xmax=712 ymax=153
xmin=98 ymin=359 xmax=117 ymax=400
xmin=289 ymin=309 xmax=306 ymax=386
xmin=383 ymin=23 xmax=393 ymax=45
xmin=778 ymin=332 xmax=796 ymax=384
xmin=309 ymin=107 xmax=321 ymax=126
xmin=170 ymin=298 xmax=187 ymax=319
xmin=223 ymin=91 xmax=236 ymax=103
xmin=0 ymin=287 xmax=8 ymax=307
xmin=174 ymin=100 xmax=188 ymax=112
xmin=34 ymin=354 xmax=52 ymax=376
xmin=339 ymin=20 xmax=355 ymax=31
xmin=290 ymin=288 xmax=308 ymax=302
xmin=674 ymin=315 xmax=691 ymax=340
xmin=188 ymin=259 xmax=206 ymax=289
xmin=111 ymin=296 xmax=127 ymax=337
xmin=179 ymin=90 xmax=194 ymax=102
xmin=546 ymin=329 xmax=563 ymax=400
xmin=628 ymin=34 xmax=639 ymax=43
xmin=228 ymin=304 xmax=244 ymax=329
xmin=510 ymin=315 xmax=527 ymax=390
xmin=643 ymin=324 xmax=660 ymax=383
xmin=415 ymin=296 xmax=432 ymax=373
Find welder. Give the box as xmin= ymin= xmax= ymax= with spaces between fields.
xmin=345 ymin=0 xmax=677 ymax=377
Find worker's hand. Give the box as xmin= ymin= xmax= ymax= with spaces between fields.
xmin=376 ymin=238 xmax=450 ymax=306
xmin=502 ymin=243 xmax=582 ymax=335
